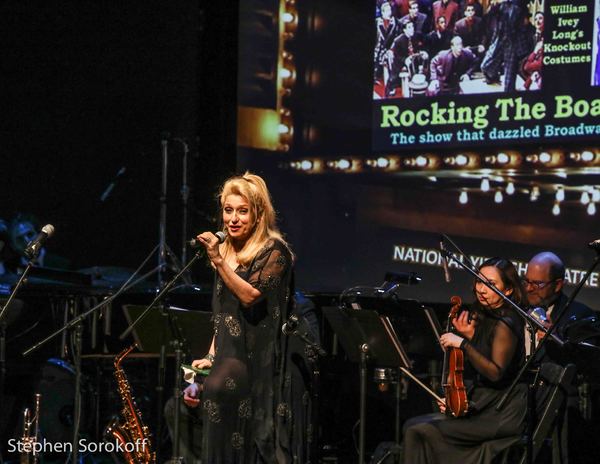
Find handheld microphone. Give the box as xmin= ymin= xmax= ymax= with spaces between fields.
xmin=282 ymin=314 xmax=299 ymax=335
xmin=528 ymin=306 xmax=548 ymax=325
xmin=440 ymin=239 xmax=451 ymax=283
xmin=188 ymin=231 xmax=227 ymax=248
xmin=24 ymin=224 xmax=55 ymax=259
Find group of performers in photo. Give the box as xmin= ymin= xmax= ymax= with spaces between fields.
xmin=162 ymin=171 xmax=597 ymax=463
xmin=373 ymin=0 xmax=545 ymax=97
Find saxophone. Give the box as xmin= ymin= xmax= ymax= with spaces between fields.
xmin=104 ymin=344 xmax=156 ymax=464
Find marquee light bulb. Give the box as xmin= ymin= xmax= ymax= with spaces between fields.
xmin=552 ymin=202 xmax=561 ymax=216
xmin=494 ymin=189 xmax=503 ymax=203
xmin=506 ymin=181 xmax=515 ymax=195
xmin=376 ymin=157 xmax=390 ymax=168
xmin=459 ymin=190 xmax=468 ymax=204
xmin=455 ymin=154 xmax=468 ymax=166
xmin=480 ymin=177 xmax=490 ymax=192
xmin=588 ymin=202 xmax=596 ymax=215
xmin=581 ymin=191 xmax=590 ymax=205
xmin=497 ymin=153 xmax=509 ymax=164
xmin=581 ymin=151 xmax=594 ymax=162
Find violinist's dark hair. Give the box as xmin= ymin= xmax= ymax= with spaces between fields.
xmin=475 ymin=257 xmax=526 ymax=307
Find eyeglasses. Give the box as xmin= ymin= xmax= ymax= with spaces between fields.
xmin=521 ymin=278 xmax=557 ymax=290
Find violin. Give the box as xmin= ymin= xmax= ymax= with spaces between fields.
xmin=441 ymin=295 xmax=469 ymax=417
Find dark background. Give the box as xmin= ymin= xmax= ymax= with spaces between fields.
xmin=0 ymin=0 xmax=238 ymax=283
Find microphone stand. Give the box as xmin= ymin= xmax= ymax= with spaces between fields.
xmin=0 ymin=257 xmax=35 ymax=462
xmin=284 ymin=325 xmax=327 ymax=358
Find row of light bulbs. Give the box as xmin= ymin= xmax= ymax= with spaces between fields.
xmin=287 ymin=150 xmax=600 ymax=173
xmin=459 ymin=179 xmax=600 ymax=216
xmin=277 ymin=0 xmax=298 ymax=152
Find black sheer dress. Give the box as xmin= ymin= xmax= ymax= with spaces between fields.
xmin=402 ymin=303 xmax=527 ymax=464
xmin=201 ymin=239 xmax=308 ymax=464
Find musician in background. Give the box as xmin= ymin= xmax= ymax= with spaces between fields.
xmin=181 ymin=172 xmax=308 ymax=463
xmin=523 ymin=251 xmax=596 ymax=346
xmin=403 ymin=257 xmax=526 ymax=464
xmin=4 ymin=214 xmax=46 ymax=271
xmin=523 ymin=251 xmax=597 ymax=464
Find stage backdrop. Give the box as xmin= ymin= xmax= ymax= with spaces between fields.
xmin=237 ymin=0 xmax=600 ymax=308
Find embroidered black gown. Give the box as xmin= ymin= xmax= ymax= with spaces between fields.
xmin=402 ymin=303 xmax=527 ymax=464
xmin=201 ymin=239 xmax=307 ymax=464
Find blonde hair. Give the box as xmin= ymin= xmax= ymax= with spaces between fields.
xmin=218 ymin=172 xmax=288 ymax=266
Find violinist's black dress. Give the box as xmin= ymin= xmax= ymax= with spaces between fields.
xmin=402 ymin=303 xmax=526 ymax=464
xmin=201 ymin=239 xmax=309 ymax=463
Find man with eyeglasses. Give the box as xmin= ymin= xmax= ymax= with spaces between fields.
xmin=523 ymin=251 xmax=597 ymax=463
xmin=523 ymin=251 xmax=595 ymax=351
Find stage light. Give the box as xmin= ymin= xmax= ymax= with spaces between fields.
xmin=555 ymin=186 xmax=565 ymax=202
xmin=480 ymin=177 xmax=490 ymax=192
xmin=580 ymin=191 xmax=590 ymax=205
xmin=459 ymin=190 xmax=468 ymax=204
xmin=588 ymin=202 xmax=597 ymax=215
xmin=282 ymin=12 xmax=295 ymax=23
xmin=494 ymin=189 xmax=503 ymax=203
xmin=506 ymin=181 xmax=515 ymax=195
xmin=278 ymin=123 xmax=291 ymax=134
xmin=552 ymin=202 xmax=560 ymax=216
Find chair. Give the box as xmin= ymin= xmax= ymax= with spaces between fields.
xmin=494 ymin=362 xmax=576 ymax=464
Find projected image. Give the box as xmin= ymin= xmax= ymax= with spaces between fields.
xmin=373 ymin=0 xmax=545 ymax=99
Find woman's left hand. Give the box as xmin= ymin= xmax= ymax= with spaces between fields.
xmin=196 ymin=232 xmax=222 ymax=263
xmin=440 ymin=332 xmax=464 ymax=350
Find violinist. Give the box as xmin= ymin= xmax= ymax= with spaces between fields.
xmin=402 ymin=257 xmax=527 ymax=464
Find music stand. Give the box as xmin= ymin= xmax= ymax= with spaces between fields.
xmin=122 ymin=305 xmax=212 ymax=357
xmin=122 ymin=305 xmax=212 ymax=461
xmin=323 ymin=307 xmax=414 ymax=464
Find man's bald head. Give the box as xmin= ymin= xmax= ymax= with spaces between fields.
xmin=528 ymin=252 xmax=565 ymax=281
xmin=525 ymin=252 xmax=565 ymax=307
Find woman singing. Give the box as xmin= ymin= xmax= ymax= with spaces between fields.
xmin=185 ymin=172 xmax=301 ymax=463
xmin=403 ymin=257 xmax=527 ymax=464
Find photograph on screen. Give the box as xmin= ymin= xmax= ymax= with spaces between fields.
xmin=373 ymin=0 xmax=545 ymax=99
xmin=237 ymin=0 xmax=600 ymax=308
